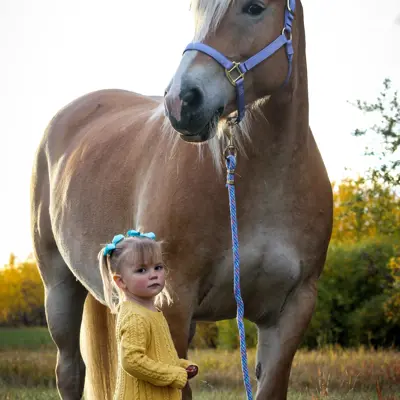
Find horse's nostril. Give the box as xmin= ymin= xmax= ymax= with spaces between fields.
xmin=181 ymin=88 xmax=203 ymax=109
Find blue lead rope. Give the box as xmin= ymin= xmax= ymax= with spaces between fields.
xmin=225 ymin=154 xmax=253 ymax=400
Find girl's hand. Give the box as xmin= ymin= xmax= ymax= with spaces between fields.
xmin=186 ymin=365 xmax=198 ymax=379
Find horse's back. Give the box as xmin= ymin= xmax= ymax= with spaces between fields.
xmin=31 ymin=89 xmax=161 ymax=295
xmin=44 ymin=89 xmax=160 ymax=163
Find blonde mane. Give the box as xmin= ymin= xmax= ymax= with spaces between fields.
xmin=191 ymin=0 xmax=234 ymax=41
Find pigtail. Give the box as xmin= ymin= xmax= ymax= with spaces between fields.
xmin=98 ymin=250 xmax=118 ymax=314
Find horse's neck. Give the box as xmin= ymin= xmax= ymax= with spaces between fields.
xmin=240 ymin=40 xmax=309 ymax=184
xmin=252 ymin=21 xmax=309 ymax=151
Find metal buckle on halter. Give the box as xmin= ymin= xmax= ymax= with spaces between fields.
xmin=225 ymin=62 xmax=244 ymax=86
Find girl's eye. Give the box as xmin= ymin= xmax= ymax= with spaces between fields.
xmin=243 ymin=3 xmax=265 ymax=16
xmin=155 ymin=265 xmax=164 ymax=271
xmin=136 ymin=268 xmax=146 ymax=273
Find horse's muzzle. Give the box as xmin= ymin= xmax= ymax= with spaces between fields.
xmin=164 ymin=82 xmax=222 ymax=142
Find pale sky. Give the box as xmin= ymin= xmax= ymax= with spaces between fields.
xmin=1 ymin=0 xmax=399 ymax=265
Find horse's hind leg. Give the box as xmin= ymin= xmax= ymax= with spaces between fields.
xmin=40 ymin=250 xmax=88 ymax=400
xmin=254 ymin=277 xmax=318 ymax=400
xmin=32 ymin=138 xmax=88 ymax=399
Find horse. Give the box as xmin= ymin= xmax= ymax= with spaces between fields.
xmin=30 ymin=0 xmax=333 ymax=399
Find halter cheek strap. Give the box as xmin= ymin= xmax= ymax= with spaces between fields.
xmin=184 ymin=0 xmax=296 ymax=124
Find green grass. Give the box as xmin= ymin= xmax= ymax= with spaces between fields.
xmin=0 ymin=388 xmax=58 ymax=400
xmin=0 ymin=388 xmax=396 ymax=400
xmin=0 ymin=328 xmax=54 ymax=351
xmin=0 ymin=328 xmax=399 ymax=399
xmin=0 ymin=350 xmax=56 ymax=387
xmin=189 ymin=348 xmax=400 ymax=395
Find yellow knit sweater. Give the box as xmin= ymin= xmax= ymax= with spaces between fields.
xmin=114 ymin=301 xmax=195 ymax=400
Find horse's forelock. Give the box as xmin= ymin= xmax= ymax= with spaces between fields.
xmin=191 ymin=0 xmax=233 ymax=41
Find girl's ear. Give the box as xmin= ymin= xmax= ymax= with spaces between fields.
xmin=113 ymin=274 xmax=126 ymax=290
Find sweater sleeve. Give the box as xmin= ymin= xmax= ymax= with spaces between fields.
xmin=120 ymin=313 xmax=188 ymax=389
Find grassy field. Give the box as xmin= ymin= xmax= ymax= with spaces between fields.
xmin=0 ymin=327 xmax=399 ymax=399
xmin=0 ymin=328 xmax=54 ymax=351
xmin=1 ymin=388 xmax=397 ymax=400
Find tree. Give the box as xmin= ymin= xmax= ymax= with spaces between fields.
xmin=352 ymin=79 xmax=400 ymax=186
xmin=331 ymin=178 xmax=400 ymax=244
xmin=385 ymin=249 xmax=400 ymax=324
xmin=0 ymin=256 xmax=45 ymax=326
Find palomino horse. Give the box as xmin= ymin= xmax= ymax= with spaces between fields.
xmin=30 ymin=0 xmax=332 ymax=399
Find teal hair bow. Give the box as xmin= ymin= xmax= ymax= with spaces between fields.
xmin=103 ymin=234 xmax=125 ymax=256
xmin=126 ymin=230 xmax=156 ymax=241
xmin=103 ymin=230 xmax=156 ymax=256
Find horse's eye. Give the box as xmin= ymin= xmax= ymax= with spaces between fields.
xmin=243 ymin=3 xmax=265 ymax=16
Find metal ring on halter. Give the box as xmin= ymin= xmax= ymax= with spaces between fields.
xmin=227 ymin=115 xmax=240 ymax=126
xmin=287 ymin=0 xmax=294 ymax=13
xmin=282 ymin=27 xmax=293 ymax=41
xmin=224 ymin=144 xmax=238 ymax=159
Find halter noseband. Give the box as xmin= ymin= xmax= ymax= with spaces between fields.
xmin=183 ymin=0 xmax=296 ymax=124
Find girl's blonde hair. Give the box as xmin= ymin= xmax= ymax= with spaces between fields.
xmin=98 ymin=236 xmax=171 ymax=313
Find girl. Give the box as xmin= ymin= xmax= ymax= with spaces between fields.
xmin=99 ymin=230 xmax=198 ymax=400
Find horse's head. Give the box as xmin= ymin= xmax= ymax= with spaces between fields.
xmin=164 ymin=0 xmax=296 ymax=142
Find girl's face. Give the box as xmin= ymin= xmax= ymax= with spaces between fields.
xmin=114 ymin=262 xmax=166 ymax=301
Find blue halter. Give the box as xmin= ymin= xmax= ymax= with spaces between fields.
xmin=184 ymin=0 xmax=296 ymax=123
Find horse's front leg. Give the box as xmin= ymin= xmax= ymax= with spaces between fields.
xmin=255 ymin=277 xmax=318 ymax=400
xmin=162 ymin=283 xmax=197 ymax=400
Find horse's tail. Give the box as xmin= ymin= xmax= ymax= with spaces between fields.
xmin=81 ymin=294 xmax=117 ymax=400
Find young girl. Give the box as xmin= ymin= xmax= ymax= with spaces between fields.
xmin=99 ymin=229 xmax=198 ymax=400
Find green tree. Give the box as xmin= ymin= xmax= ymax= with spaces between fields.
xmin=331 ymin=178 xmax=400 ymax=243
xmin=0 ymin=255 xmax=45 ymax=326
xmin=352 ymin=79 xmax=399 ymax=186
xmin=303 ymin=238 xmax=400 ymax=349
